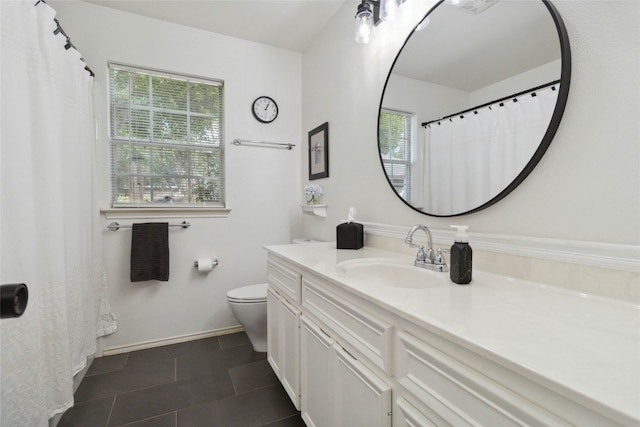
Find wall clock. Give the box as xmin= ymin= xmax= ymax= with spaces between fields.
xmin=252 ymin=96 xmax=278 ymax=123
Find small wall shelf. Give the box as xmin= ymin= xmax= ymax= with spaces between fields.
xmin=301 ymin=204 xmax=327 ymax=217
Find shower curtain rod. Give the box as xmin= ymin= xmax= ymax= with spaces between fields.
xmin=34 ymin=0 xmax=95 ymax=77
xmin=422 ymin=79 xmax=560 ymax=127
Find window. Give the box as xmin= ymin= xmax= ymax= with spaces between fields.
xmin=109 ymin=63 xmax=224 ymax=207
xmin=379 ymin=109 xmax=413 ymax=202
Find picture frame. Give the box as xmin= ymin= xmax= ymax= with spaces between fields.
xmin=308 ymin=122 xmax=329 ymax=180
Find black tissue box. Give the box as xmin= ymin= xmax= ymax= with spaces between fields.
xmin=337 ymin=222 xmax=363 ymax=250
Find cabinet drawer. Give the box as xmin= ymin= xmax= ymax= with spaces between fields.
xmin=396 ymin=397 xmax=438 ymax=427
xmin=303 ymin=278 xmax=393 ymax=374
xmin=267 ymin=259 xmax=302 ymax=303
xmin=396 ymin=331 xmax=567 ymax=427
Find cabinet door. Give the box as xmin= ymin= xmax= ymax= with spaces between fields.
xmin=280 ymin=296 xmax=301 ymax=410
xmin=332 ymin=344 xmax=392 ymax=427
xmin=267 ymin=287 xmax=281 ymax=377
xmin=301 ymin=316 xmax=334 ymax=427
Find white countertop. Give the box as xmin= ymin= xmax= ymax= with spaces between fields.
xmin=265 ymin=242 xmax=640 ymax=423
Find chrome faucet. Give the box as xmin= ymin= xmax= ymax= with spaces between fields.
xmin=405 ymin=225 xmax=448 ymax=272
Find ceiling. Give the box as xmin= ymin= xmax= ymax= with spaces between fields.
xmin=80 ymin=0 xmax=349 ymax=52
xmin=393 ymin=0 xmax=561 ymax=91
xmin=76 ymin=0 xmax=561 ymax=92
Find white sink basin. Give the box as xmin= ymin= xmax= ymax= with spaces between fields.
xmin=336 ymin=258 xmax=448 ymax=289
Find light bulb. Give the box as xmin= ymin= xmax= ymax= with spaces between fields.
xmin=355 ymin=2 xmax=375 ymax=44
xmin=355 ymin=16 xmax=374 ymax=44
xmin=380 ymin=0 xmax=400 ymax=22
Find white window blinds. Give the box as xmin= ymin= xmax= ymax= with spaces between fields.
xmin=109 ymin=63 xmax=224 ymax=207
xmin=379 ymin=109 xmax=413 ymax=202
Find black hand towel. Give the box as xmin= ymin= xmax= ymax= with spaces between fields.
xmin=130 ymin=222 xmax=169 ymax=282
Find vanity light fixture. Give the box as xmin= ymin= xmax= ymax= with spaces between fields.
xmin=355 ymin=0 xmax=408 ymax=43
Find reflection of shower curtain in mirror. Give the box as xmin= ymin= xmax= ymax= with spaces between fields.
xmin=425 ymin=86 xmax=558 ymax=215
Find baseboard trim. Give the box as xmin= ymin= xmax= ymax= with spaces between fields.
xmin=102 ymin=325 xmax=245 ymax=356
xmin=361 ymin=221 xmax=640 ymax=273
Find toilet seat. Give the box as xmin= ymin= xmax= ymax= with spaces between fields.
xmin=227 ymin=283 xmax=268 ymax=303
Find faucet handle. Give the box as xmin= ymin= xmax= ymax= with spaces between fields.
xmin=435 ymin=248 xmax=449 ymax=265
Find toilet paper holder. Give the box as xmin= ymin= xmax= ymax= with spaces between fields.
xmin=194 ymin=259 xmax=219 ymax=269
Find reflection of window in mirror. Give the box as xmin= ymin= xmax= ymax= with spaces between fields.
xmin=379 ymin=109 xmax=422 ymax=207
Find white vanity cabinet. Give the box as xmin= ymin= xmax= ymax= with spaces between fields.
xmin=395 ymin=326 xmax=633 ymax=427
xmin=266 ymin=259 xmax=301 ymax=410
xmin=395 ymin=329 xmax=563 ymax=427
xmin=265 ymin=249 xmax=639 ymax=427
xmin=300 ymin=274 xmax=393 ymax=427
xmin=301 ymin=315 xmax=392 ymax=427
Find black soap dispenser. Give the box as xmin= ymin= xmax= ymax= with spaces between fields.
xmin=450 ymin=225 xmax=472 ymax=285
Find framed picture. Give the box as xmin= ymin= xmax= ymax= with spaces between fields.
xmin=308 ymin=122 xmax=329 ymax=180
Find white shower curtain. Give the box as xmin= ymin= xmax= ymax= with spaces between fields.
xmin=425 ymin=85 xmax=559 ymax=215
xmin=1 ymin=1 xmax=116 ymax=425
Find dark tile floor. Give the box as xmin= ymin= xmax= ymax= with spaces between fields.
xmin=58 ymin=332 xmax=305 ymax=427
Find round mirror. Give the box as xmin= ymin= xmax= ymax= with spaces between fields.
xmin=378 ymin=0 xmax=570 ymax=217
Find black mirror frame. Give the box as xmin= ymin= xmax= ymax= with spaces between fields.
xmin=377 ymin=0 xmax=571 ymax=217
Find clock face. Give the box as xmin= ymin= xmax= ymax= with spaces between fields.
xmin=252 ymin=96 xmax=278 ymax=123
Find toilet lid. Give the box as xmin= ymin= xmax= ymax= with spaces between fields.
xmin=227 ymin=283 xmax=268 ymax=303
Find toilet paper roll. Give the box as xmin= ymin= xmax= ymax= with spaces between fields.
xmin=1 ymin=283 xmax=29 ymax=319
xmin=196 ymin=258 xmax=214 ymax=273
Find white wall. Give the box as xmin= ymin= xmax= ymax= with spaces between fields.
xmin=52 ymin=1 xmax=303 ymax=350
xmin=470 ymin=59 xmax=561 ymax=107
xmin=382 ymin=74 xmax=469 ymax=124
xmin=301 ymin=0 xmax=640 ymax=246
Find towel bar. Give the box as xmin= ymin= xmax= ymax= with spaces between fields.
xmin=232 ymin=138 xmax=295 ymax=150
xmin=107 ymin=221 xmax=191 ymax=231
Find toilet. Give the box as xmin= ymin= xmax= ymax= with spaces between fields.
xmin=227 ymin=283 xmax=268 ymax=352
xmin=227 ymin=238 xmax=318 ymax=352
